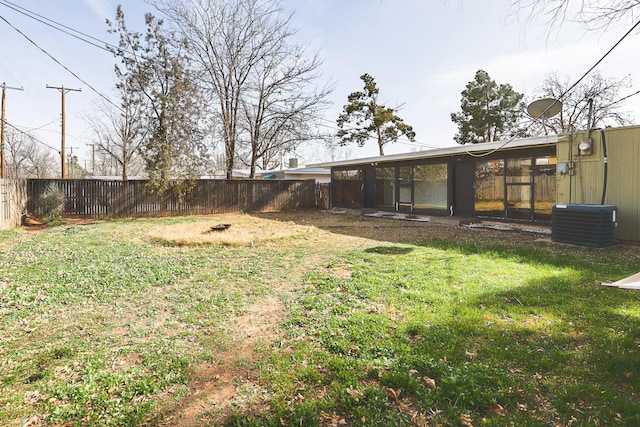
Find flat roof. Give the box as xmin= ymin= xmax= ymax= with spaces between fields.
xmin=285 ymin=167 xmax=331 ymax=175
xmin=307 ymin=135 xmax=559 ymax=169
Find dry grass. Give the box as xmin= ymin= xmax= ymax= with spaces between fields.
xmin=147 ymin=214 xmax=315 ymax=246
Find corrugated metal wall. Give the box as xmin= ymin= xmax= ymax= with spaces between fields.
xmin=556 ymin=125 xmax=640 ymax=242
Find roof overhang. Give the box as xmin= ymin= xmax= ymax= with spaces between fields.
xmin=307 ymin=135 xmax=559 ymax=169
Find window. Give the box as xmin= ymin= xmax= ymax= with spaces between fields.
xmin=475 ymin=160 xmax=505 ymax=218
xmin=397 ymin=166 xmax=412 ymax=208
xmin=533 ymin=157 xmax=556 ymax=222
xmin=475 ymin=156 xmax=556 ymax=222
xmin=332 ymin=169 xmax=362 ymax=208
xmin=506 ymin=158 xmax=532 ymax=220
xmin=376 ymin=167 xmax=395 ymax=208
xmin=414 ymin=163 xmax=448 ymax=210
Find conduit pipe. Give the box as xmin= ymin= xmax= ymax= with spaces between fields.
xmin=600 ymin=128 xmax=608 ymax=205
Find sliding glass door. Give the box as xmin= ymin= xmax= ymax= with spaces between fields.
xmin=506 ymin=158 xmax=533 ymax=221
xmin=475 ymin=156 xmax=556 ymax=223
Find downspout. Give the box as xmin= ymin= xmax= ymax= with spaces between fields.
xmin=600 ymin=128 xmax=608 ymax=205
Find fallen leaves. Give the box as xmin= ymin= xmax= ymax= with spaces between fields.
xmin=408 ymin=369 xmax=436 ymax=389
xmin=382 ymin=386 xmax=402 ymax=403
xmin=318 ymin=411 xmax=347 ymax=426
xmin=345 ymin=387 xmax=364 ymax=402
xmin=488 ymin=403 xmax=506 ymax=417
xmin=423 ymin=376 xmax=437 ymax=389
xmin=21 ymin=415 xmax=40 ymax=427
xmin=410 ymin=410 xmax=431 ymax=427
xmin=23 ymin=390 xmax=43 ymax=405
xmin=460 ymin=413 xmax=473 ymax=426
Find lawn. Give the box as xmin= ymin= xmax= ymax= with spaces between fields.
xmin=1 ymin=211 xmax=640 ymax=426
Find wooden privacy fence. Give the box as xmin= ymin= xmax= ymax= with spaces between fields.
xmin=27 ymin=179 xmax=322 ymax=219
xmin=0 ymin=179 xmax=27 ymax=230
xmin=315 ymin=182 xmax=330 ymax=210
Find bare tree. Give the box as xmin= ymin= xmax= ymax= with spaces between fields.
xmin=92 ymin=146 xmax=119 ymax=176
xmin=527 ymin=71 xmax=633 ymax=134
xmin=239 ymin=44 xmax=332 ymax=176
xmin=154 ymin=0 xmax=331 ymax=178
xmin=5 ymin=129 xmax=56 ymax=178
xmin=84 ymin=92 xmax=146 ymax=180
xmin=510 ymin=0 xmax=640 ymax=32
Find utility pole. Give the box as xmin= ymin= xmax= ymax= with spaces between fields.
xmin=47 ymin=84 xmax=81 ymax=179
xmin=67 ymin=146 xmax=79 ymax=179
xmin=1 ymin=82 xmax=24 ymax=178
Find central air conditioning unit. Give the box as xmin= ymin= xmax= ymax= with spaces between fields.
xmin=552 ymin=204 xmax=617 ymax=247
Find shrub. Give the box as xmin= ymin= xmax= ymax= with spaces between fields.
xmin=37 ymin=183 xmax=65 ymax=223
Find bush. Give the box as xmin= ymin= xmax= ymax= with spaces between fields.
xmin=37 ymin=183 xmax=65 ymax=223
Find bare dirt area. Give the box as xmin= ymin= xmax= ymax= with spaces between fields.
xmin=161 ymin=295 xmax=282 ymax=427
xmin=254 ymin=209 xmax=555 ymax=246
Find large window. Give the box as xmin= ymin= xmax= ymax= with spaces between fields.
xmin=397 ymin=166 xmax=412 ymax=210
xmin=376 ymin=167 xmax=395 ymax=208
xmin=475 ymin=156 xmax=556 ymax=222
xmin=332 ymin=169 xmax=362 ymax=208
xmin=534 ymin=157 xmax=556 ymax=222
xmin=373 ymin=163 xmax=449 ymax=212
xmin=414 ymin=163 xmax=448 ymax=210
xmin=475 ymin=160 xmax=505 ymax=218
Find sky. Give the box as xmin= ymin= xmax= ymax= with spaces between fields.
xmin=0 ymin=0 xmax=638 ymax=173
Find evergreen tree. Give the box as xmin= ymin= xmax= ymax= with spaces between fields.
xmin=451 ymin=70 xmax=528 ymax=145
xmin=107 ymin=6 xmax=209 ymax=191
xmin=337 ymin=74 xmax=415 ymax=156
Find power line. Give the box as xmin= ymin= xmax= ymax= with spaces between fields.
xmin=19 ymin=119 xmax=57 ymax=132
xmin=47 ymin=85 xmax=81 ymax=179
xmin=465 ymin=17 xmax=640 ymax=158
xmin=1 ymin=82 xmax=23 ymax=177
xmin=557 ymin=19 xmax=640 ymax=104
xmin=315 ymin=117 xmax=443 ymax=150
xmin=4 ymin=120 xmax=60 ymax=154
xmin=0 ymin=0 xmax=116 ymax=53
xmin=0 ymin=14 xmax=123 ymax=113
xmin=603 ymin=88 xmax=640 ymax=110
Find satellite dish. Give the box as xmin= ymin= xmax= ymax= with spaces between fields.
xmin=527 ymin=98 xmax=562 ymax=135
xmin=527 ymin=98 xmax=562 ymax=119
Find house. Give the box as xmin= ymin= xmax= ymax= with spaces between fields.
xmin=556 ymin=125 xmax=640 ymax=242
xmin=308 ymin=125 xmax=640 ymax=243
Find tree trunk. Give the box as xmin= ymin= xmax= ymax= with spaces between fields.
xmin=377 ymin=128 xmax=385 ymax=156
xmin=122 ymin=145 xmax=128 ymax=181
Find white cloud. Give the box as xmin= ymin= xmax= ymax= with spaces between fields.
xmin=83 ymin=0 xmax=111 ymax=20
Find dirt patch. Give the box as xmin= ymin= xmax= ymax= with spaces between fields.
xmin=253 ymin=210 xmax=554 ymax=246
xmin=160 ymin=294 xmax=283 ymax=426
xmin=148 ymin=214 xmax=314 ymax=246
xmin=21 ymin=216 xmax=107 ymax=233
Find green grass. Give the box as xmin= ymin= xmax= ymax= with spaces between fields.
xmin=236 ymin=240 xmax=640 ymax=426
xmin=2 ymin=215 xmax=640 ymax=426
